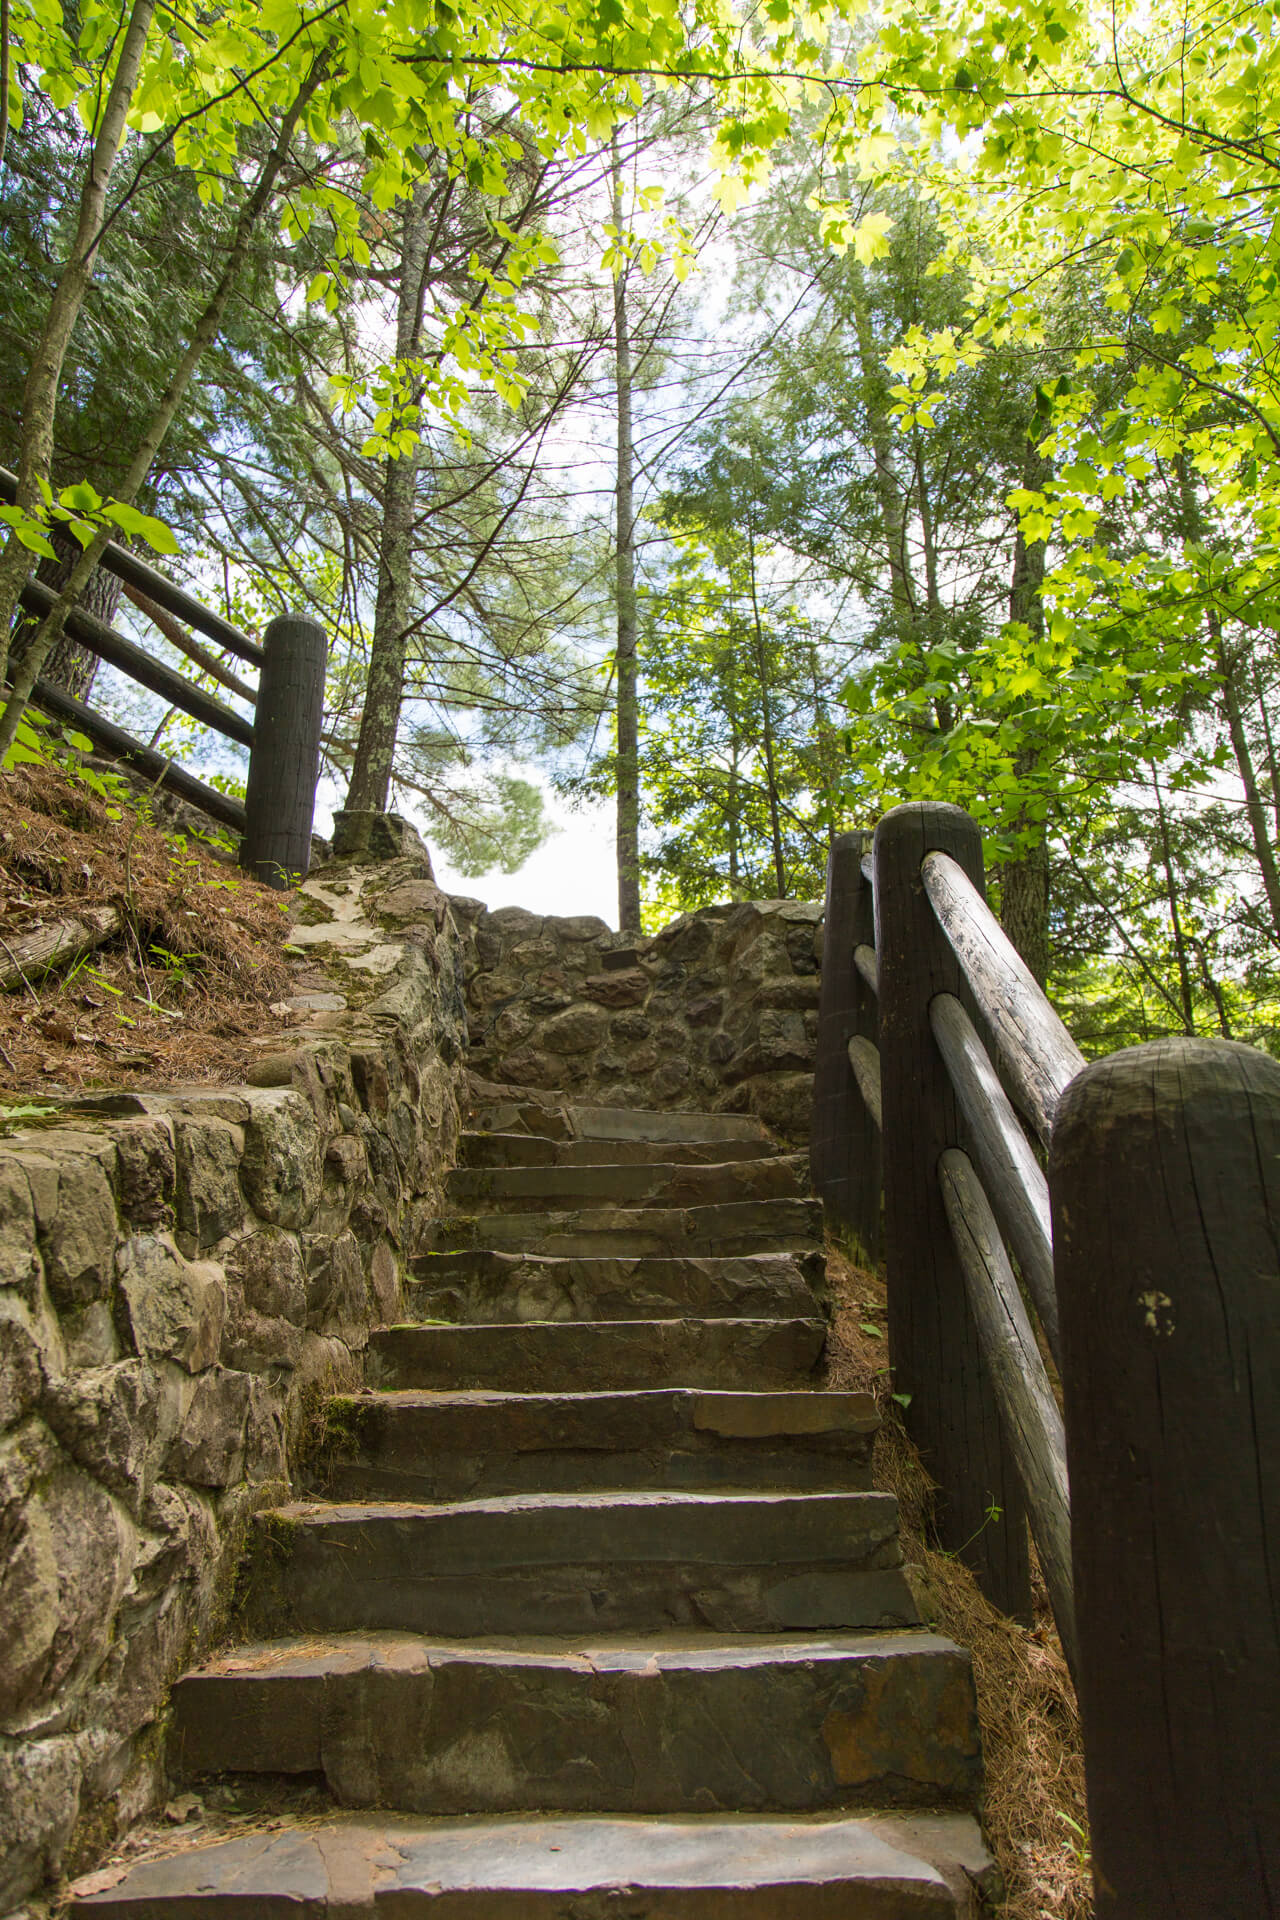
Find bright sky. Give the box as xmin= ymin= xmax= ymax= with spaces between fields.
xmin=426 ymin=791 xmax=620 ymax=924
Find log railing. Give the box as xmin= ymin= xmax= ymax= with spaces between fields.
xmin=1 ymin=466 xmax=326 ymax=886
xmin=812 ymin=800 xmax=1280 ymax=1918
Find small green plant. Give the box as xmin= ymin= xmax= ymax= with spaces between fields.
xmin=0 ymin=1099 xmax=61 ymax=1134
xmin=1056 ymin=1810 xmax=1091 ymax=1870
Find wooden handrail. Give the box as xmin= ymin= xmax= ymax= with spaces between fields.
xmin=921 ymin=848 xmax=1084 ymax=1145
xmin=813 ymin=798 xmax=1280 ymax=1913
xmin=938 ymin=1148 xmax=1076 ymax=1674
xmin=30 ymin=677 xmax=247 ymax=830
xmin=0 ymin=464 xmax=264 ymax=665
xmin=929 ymin=990 xmax=1059 ymax=1362
xmin=853 ymin=943 xmax=878 ymax=995
xmin=19 ymin=577 xmax=254 ymax=749
xmin=847 ymin=1035 xmax=883 ymax=1131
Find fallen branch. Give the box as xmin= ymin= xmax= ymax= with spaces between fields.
xmin=0 ymin=906 xmax=121 ymax=991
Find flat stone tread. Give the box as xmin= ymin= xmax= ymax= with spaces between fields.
xmin=565 ymin=1105 xmax=775 ymax=1142
xmin=367 ymin=1316 xmax=827 ymax=1393
xmin=459 ymin=1133 xmax=780 ymax=1168
xmin=425 ymin=1197 xmax=825 ymax=1256
xmin=445 ymin=1155 xmax=808 ymax=1202
xmin=266 ymin=1487 xmax=898 ymax=1528
xmin=187 ymin=1627 xmax=958 ymax=1681
xmin=72 ymin=1810 xmax=975 ymax=1912
xmin=330 ymin=1387 xmax=879 ymax=1435
xmin=405 ymin=1249 xmax=824 ymax=1324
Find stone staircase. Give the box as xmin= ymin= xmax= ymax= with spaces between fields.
xmin=77 ymin=1096 xmax=994 ymax=1918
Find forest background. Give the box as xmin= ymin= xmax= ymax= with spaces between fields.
xmin=1 ymin=0 xmax=1278 ymax=1059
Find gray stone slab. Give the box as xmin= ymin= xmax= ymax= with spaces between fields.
xmin=459 ymin=1133 xmax=777 ymax=1169
xmin=73 ymin=1810 xmax=972 ymax=1918
xmin=239 ymin=1490 xmax=919 ymax=1638
xmin=171 ymin=1629 xmax=981 ymax=1815
xmin=309 ymin=1387 xmax=878 ymax=1501
xmin=422 ymin=1197 xmax=825 ymax=1259
xmin=405 ymin=1249 xmax=825 ymax=1325
xmin=444 ymin=1156 xmax=808 ymax=1213
xmin=365 ymin=1317 xmax=827 ymax=1392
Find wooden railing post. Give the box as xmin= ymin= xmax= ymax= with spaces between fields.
xmin=240 ymin=612 xmax=327 ymax=888
xmin=875 ymin=801 xmax=1032 ymax=1619
xmin=811 ymin=830 xmax=881 ymax=1262
xmin=1050 ymin=1037 xmax=1280 ymax=1918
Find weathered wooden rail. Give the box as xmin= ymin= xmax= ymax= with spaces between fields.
xmin=0 ymin=465 xmax=326 ymax=887
xmin=812 ymin=800 xmax=1280 ymax=1920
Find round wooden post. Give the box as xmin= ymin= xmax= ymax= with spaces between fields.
xmin=811 ymin=830 xmax=881 ymax=1262
xmin=875 ymin=801 xmax=1031 ymax=1620
xmin=240 ymin=613 xmax=327 ymax=888
xmin=1051 ymin=1037 xmax=1280 ymax=1918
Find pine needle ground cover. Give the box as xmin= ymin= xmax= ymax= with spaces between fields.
xmin=0 ymin=764 xmax=292 ymax=1097
xmin=825 ymin=1245 xmax=1091 ymax=1920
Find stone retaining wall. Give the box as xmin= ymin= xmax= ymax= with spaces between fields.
xmin=0 ymin=816 xmax=828 ymax=1906
xmin=450 ymin=895 xmax=823 ymax=1141
xmin=0 ymin=828 xmax=468 ymax=1907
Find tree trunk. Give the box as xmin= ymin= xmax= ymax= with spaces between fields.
xmin=612 ymin=137 xmax=641 ymax=933
xmin=0 ymin=0 xmax=156 ymax=675
xmin=746 ymin=526 xmax=786 ymax=897
xmin=9 ymin=525 xmax=125 ymax=699
xmin=0 ymin=59 xmax=323 ymax=758
xmin=1151 ymin=765 xmax=1196 ymax=1032
xmin=346 ymin=182 xmax=434 ymax=813
xmin=849 ymin=276 xmax=913 ymax=631
xmin=1214 ymin=619 xmax=1280 ymax=948
xmin=1001 ymin=436 xmax=1051 ymax=984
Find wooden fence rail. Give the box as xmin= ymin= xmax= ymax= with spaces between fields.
xmin=1 ymin=468 xmax=326 ymax=887
xmin=812 ymin=798 xmax=1280 ymax=1918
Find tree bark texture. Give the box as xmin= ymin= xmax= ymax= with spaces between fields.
xmin=1051 ymin=1037 xmax=1280 ymax=1918
xmin=612 ymin=143 xmax=641 ymax=934
xmin=0 ymin=56 xmax=322 ymax=758
xmin=1000 ymin=437 xmax=1052 ymax=984
xmin=345 ymin=181 xmax=434 ymax=813
xmin=0 ymin=0 xmax=156 ymax=674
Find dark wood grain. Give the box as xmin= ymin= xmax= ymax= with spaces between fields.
xmin=19 ymin=578 xmax=254 ymax=748
xmin=810 ymin=831 xmax=881 ymax=1260
xmin=931 ymin=991 xmax=1059 ymax=1363
xmin=874 ymin=802 xmax=1031 ymax=1619
xmin=30 ymin=678 xmax=247 ymax=831
xmin=940 ymin=1147 xmax=1076 ymax=1672
xmin=240 ymin=614 xmax=327 ymax=888
xmin=922 ymin=849 xmax=1084 ymax=1146
xmin=1051 ymin=1037 xmax=1280 ymax=1918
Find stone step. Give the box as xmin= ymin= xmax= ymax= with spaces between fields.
xmin=169 ymin=1629 xmax=980 ymax=1815
xmin=240 ymin=1490 xmax=919 ymax=1638
xmin=70 ymin=1809 xmax=996 ymax=1919
xmin=308 ymin=1388 xmax=879 ymax=1502
xmin=469 ymin=1101 xmax=776 ymax=1146
xmin=365 ymin=1317 xmax=826 ymax=1393
xmin=444 ymin=1155 xmax=808 ymax=1214
xmin=406 ymin=1249 xmax=825 ymax=1325
xmin=422 ymin=1196 xmax=825 ymax=1259
xmin=459 ymin=1131 xmax=778 ymax=1168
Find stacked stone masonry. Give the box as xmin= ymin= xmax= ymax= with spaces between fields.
xmin=451 ymin=895 xmax=824 ymax=1142
xmin=0 ymin=823 xmax=833 ymax=1907
xmin=0 ymin=823 xmax=470 ymax=1906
